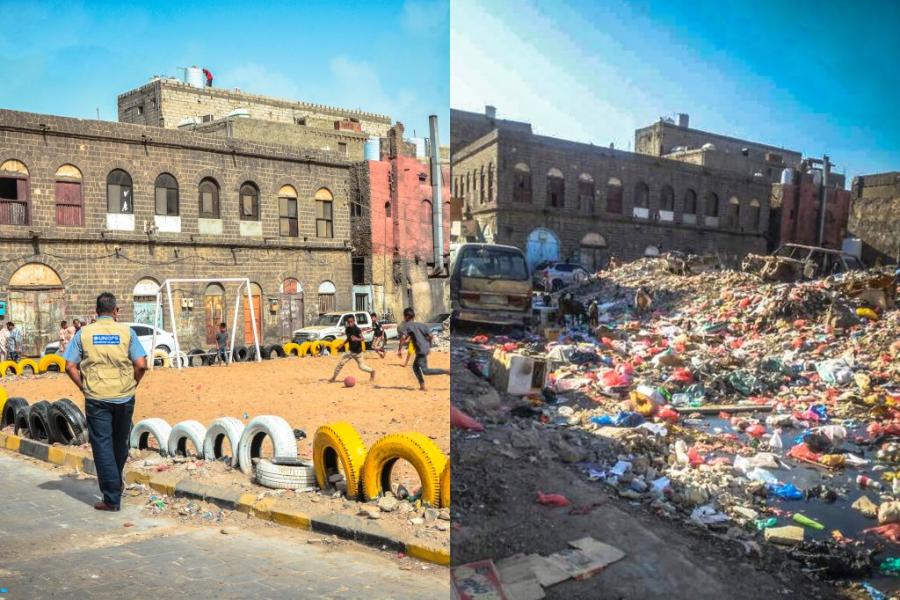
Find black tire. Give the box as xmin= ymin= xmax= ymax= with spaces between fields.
xmin=14 ymin=404 xmax=32 ymax=437
xmin=187 ymin=349 xmax=206 ymax=368
xmin=27 ymin=400 xmax=53 ymax=442
xmin=260 ymin=345 xmax=273 ymax=360
xmin=205 ymin=347 xmax=218 ymax=366
xmin=1 ymin=397 xmax=28 ymax=429
xmin=234 ymin=345 xmax=249 ymax=362
xmin=246 ymin=345 xmax=259 ymax=361
xmin=270 ymin=344 xmax=286 ymax=359
xmin=48 ymin=398 xmax=88 ymax=445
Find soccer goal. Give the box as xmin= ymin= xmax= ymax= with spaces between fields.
xmin=150 ymin=278 xmax=262 ymax=370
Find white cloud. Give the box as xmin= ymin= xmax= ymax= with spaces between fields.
xmin=401 ymin=0 xmax=448 ymax=36
xmin=219 ymin=63 xmax=302 ymax=100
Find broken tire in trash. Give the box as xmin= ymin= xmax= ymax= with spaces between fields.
xmin=38 ymin=354 xmax=66 ymax=373
xmin=237 ymin=415 xmax=298 ymax=475
xmin=130 ymin=418 xmax=173 ymax=455
xmin=0 ymin=360 xmax=21 ymax=378
xmin=187 ymin=349 xmax=206 ymax=368
xmin=202 ymin=416 xmax=245 ymax=468
xmin=440 ymin=462 xmax=450 ymax=509
xmin=17 ymin=358 xmax=39 ymax=377
xmin=313 ymin=422 xmax=368 ymax=499
xmin=167 ymin=420 xmax=207 ymax=457
xmin=256 ymin=458 xmax=317 ymax=490
xmin=27 ymin=400 xmax=53 ymax=442
xmin=1 ymin=397 xmax=27 ymax=429
xmin=14 ymin=404 xmax=32 ymax=437
xmin=361 ymin=432 xmax=447 ymax=506
xmin=48 ymin=398 xmax=88 ymax=445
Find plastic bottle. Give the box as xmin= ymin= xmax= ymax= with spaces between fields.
xmin=858 ymin=475 xmax=883 ymax=490
xmin=793 ymin=513 xmax=824 ymax=530
xmin=755 ymin=517 xmax=778 ymax=530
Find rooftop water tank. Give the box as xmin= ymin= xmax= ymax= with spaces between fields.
xmin=781 ymin=168 xmax=794 ymax=184
xmin=364 ymin=137 xmax=380 ymax=161
xmin=177 ymin=116 xmax=200 ymax=128
xmin=701 ymin=143 xmax=716 ymax=151
xmin=227 ymin=108 xmax=250 ymax=118
xmin=186 ymin=66 xmax=204 ymax=89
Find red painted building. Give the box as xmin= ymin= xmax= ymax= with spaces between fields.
xmin=771 ymin=172 xmax=850 ymax=250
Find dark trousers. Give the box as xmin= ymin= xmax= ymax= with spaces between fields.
xmin=85 ymin=398 xmax=135 ymax=507
xmin=411 ymin=353 xmax=448 ymax=386
xmin=218 ymin=347 xmax=227 ymax=363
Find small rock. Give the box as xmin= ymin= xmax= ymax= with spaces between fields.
xmin=378 ymin=496 xmax=400 ymax=513
xmin=438 ymin=509 xmax=451 ymax=521
xmin=435 ymin=521 xmax=450 ymax=531
xmin=424 ymin=508 xmax=439 ymax=522
xmin=555 ymin=441 xmax=587 ymax=463
xmin=123 ymin=522 xmax=134 ymax=528
xmin=409 ymin=517 xmax=425 ymax=525
xmin=359 ymin=508 xmax=381 ymax=520
xmin=618 ymin=488 xmax=642 ymax=500
xmin=852 ymin=495 xmax=878 ymax=518
xmin=328 ymin=473 xmax=345 ymax=484
xmin=186 ymin=464 xmax=197 ymax=471
xmin=398 ymin=502 xmax=414 ymax=514
xmin=764 ymin=525 xmax=804 ymax=546
xmin=220 ymin=528 xmax=234 ymax=535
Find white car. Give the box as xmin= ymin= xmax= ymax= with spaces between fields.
xmin=43 ymin=323 xmax=178 ymax=358
xmin=292 ymin=312 xmax=375 ymax=344
xmin=539 ymin=263 xmax=591 ymax=291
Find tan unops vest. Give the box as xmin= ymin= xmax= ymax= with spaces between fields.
xmin=79 ymin=319 xmax=137 ymax=401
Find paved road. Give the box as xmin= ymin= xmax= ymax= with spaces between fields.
xmin=0 ymin=454 xmax=448 ymax=599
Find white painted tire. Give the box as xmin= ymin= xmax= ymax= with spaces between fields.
xmin=130 ymin=418 xmax=172 ymax=455
xmin=167 ymin=420 xmax=207 ymax=457
xmin=257 ymin=459 xmax=317 ymax=490
xmin=237 ymin=415 xmax=297 ymax=475
xmin=202 ymin=417 xmax=245 ymax=468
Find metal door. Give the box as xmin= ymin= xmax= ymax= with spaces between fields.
xmin=204 ymin=293 xmax=224 ymax=344
xmin=525 ymin=227 xmax=560 ymax=269
xmin=279 ymin=294 xmax=304 ymax=341
xmin=9 ymin=289 xmax=66 ymax=356
xmin=243 ymin=294 xmax=262 ymax=344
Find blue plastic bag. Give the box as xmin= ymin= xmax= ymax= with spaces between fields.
xmin=767 ymin=482 xmax=804 ymax=500
xmin=614 ymin=411 xmax=645 ymax=427
xmin=590 ymin=415 xmax=614 ymax=426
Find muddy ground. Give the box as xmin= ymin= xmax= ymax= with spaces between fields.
xmin=450 ymin=334 xmax=868 ymax=600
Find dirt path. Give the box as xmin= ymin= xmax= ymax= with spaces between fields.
xmin=2 ymin=351 xmax=449 ymax=452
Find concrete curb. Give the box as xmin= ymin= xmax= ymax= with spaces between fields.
xmin=0 ymin=431 xmax=450 ymax=566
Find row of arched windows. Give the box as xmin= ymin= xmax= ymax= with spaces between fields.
xmin=0 ymin=159 xmax=335 ymax=238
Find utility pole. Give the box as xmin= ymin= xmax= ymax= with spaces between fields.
xmin=428 ymin=115 xmax=445 ymax=275
xmin=807 ymin=155 xmax=831 ymax=246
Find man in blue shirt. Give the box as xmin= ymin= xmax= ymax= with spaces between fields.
xmin=64 ymin=293 xmax=148 ymax=511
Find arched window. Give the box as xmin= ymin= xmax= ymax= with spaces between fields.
xmin=0 ymin=159 xmax=29 ymax=225
xmin=133 ymin=278 xmax=161 ymax=327
xmin=704 ymin=192 xmax=720 ymax=227
xmin=315 ymin=188 xmax=334 ymax=238
xmin=106 ymin=168 xmax=133 ymax=214
xmin=606 ymin=177 xmax=623 ymax=214
xmin=577 ymin=174 xmax=595 ymax=215
xmin=203 ymin=283 xmax=226 ymax=344
xmin=385 ymin=201 xmax=392 ymax=218
xmin=154 ymin=173 xmax=179 ymax=216
xmin=684 ymin=189 xmax=697 ymax=214
xmin=749 ymin=199 xmax=761 ymax=231
xmin=239 ymin=181 xmax=260 ymax=221
xmin=422 ymin=199 xmax=432 ymax=230
xmin=547 ymin=168 xmax=565 ymax=208
xmin=199 ymin=177 xmax=220 ymax=219
xmin=55 ymin=164 xmax=83 ymax=226
xmin=633 ymin=181 xmax=649 ymax=208
xmin=660 ymin=185 xmax=674 ymax=211
xmin=318 ymin=280 xmax=337 ymax=314
xmin=513 ymin=163 xmax=531 ymax=203
xmin=727 ymin=196 xmax=740 ymax=229
xmin=278 ymin=184 xmax=298 ymax=237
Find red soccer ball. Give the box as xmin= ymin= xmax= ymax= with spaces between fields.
xmin=344 ymin=376 xmax=356 ymax=388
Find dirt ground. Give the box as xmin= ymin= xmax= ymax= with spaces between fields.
xmin=1 ymin=350 xmax=450 ymax=453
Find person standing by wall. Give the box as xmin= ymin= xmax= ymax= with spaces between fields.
xmin=397 ymin=308 xmax=448 ymax=392
xmin=58 ymin=320 xmax=72 ymax=354
xmin=216 ymin=322 xmax=229 ymax=364
xmin=63 ymin=293 xmax=148 ymax=512
xmin=0 ymin=319 xmax=8 ymax=362
xmin=6 ymin=322 xmax=23 ymax=361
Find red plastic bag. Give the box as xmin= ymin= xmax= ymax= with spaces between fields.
xmin=788 ymin=443 xmax=821 ymax=463
xmin=658 ymin=408 xmax=679 ymax=423
xmin=687 ymin=447 xmax=705 ymax=467
xmin=671 ymin=369 xmax=693 ymax=383
xmin=536 ymin=491 xmax=570 ymax=507
xmin=745 ymin=424 xmax=766 ymax=438
xmin=471 ymin=335 xmax=489 ymax=344
xmin=865 ymin=523 xmax=900 ymax=543
xmin=501 ymin=342 xmax=517 ymax=352
xmin=450 ymin=405 xmax=485 ymax=432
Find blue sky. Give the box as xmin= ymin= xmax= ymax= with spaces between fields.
xmin=452 ymin=0 xmax=900 ymax=182
xmin=0 ymin=0 xmax=449 ymax=141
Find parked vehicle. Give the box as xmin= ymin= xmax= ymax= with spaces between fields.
xmin=539 ymin=262 xmax=591 ymax=291
xmin=426 ymin=313 xmax=450 ymax=335
xmin=742 ymin=243 xmax=865 ymax=281
xmin=292 ymin=311 xmax=374 ymax=344
xmin=450 ymin=243 xmax=532 ymax=326
xmin=42 ymin=323 xmax=178 ymax=358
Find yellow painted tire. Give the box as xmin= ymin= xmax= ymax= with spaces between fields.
xmin=440 ymin=462 xmax=450 ymax=508
xmin=152 ymin=349 xmax=171 ymax=368
xmin=283 ymin=342 xmax=302 ymax=357
xmin=305 ymin=341 xmax=322 ymax=357
xmin=313 ymin=422 xmax=368 ymax=499
xmin=0 ymin=361 xmax=20 ymax=378
xmin=0 ymin=386 xmax=7 ymax=421
xmin=329 ymin=338 xmax=348 ymax=354
xmin=296 ymin=341 xmax=311 ymax=356
xmin=38 ymin=354 xmax=66 ymax=374
xmin=361 ymin=432 xmax=447 ymax=506
xmin=17 ymin=358 xmax=39 ymax=376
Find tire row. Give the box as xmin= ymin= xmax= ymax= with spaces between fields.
xmin=130 ymin=416 xmax=450 ymax=508
xmin=0 ymin=355 xmax=66 ymax=378
xmin=0 ymin=394 xmax=88 ymax=446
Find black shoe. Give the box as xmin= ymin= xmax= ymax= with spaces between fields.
xmin=94 ymin=502 xmax=120 ymax=512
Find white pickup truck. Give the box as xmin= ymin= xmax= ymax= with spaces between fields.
xmin=292 ymin=311 xmax=377 ymax=344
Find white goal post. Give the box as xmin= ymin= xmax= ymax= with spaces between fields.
xmin=150 ymin=278 xmax=262 ymax=370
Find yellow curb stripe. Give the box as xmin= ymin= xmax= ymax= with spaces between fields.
xmin=5 ymin=434 xmax=20 ymax=452
xmin=406 ymin=544 xmax=450 ymax=566
xmin=148 ymin=474 xmax=179 ymax=496
xmin=270 ymin=504 xmax=312 ymax=529
xmin=250 ymin=496 xmax=277 ymax=519
xmin=47 ymin=446 xmax=67 ymax=465
xmin=0 ymin=432 xmax=7 ymax=448
xmin=236 ymin=492 xmax=258 ymax=514
xmin=64 ymin=453 xmax=84 ymax=470
xmin=124 ymin=470 xmax=151 ymax=485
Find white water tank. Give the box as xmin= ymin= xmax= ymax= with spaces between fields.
xmin=177 ymin=116 xmax=200 ymax=128
xmin=701 ymin=142 xmax=716 ymax=151
xmin=842 ymin=237 xmax=862 ymax=259
xmin=227 ymin=108 xmax=250 ymax=118
xmin=780 ymin=168 xmax=794 ymax=184
xmin=364 ymin=137 xmax=380 ymax=161
xmin=186 ymin=66 xmax=204 ymax=88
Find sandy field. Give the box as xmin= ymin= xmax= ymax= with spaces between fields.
xmin=1 ymin=350 xmax=450 ymax=454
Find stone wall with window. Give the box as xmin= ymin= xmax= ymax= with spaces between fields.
xmin=0 ymin=108 xmax=353 ymax=353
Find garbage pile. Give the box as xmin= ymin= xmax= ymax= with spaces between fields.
xmin=463 ymin=257 xmax=900 ymax=593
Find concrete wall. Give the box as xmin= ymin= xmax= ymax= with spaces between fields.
xmin=0 ymin=109 xmax=353 ymax=353
xmin=772 ymin=175 xmax=850 ymax=250
xmin=118 ymin=79 xmax=392 ymax=136
xmin=848 ymin=172 xmax=900 ymax=265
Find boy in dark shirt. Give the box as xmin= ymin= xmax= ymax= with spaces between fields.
xmin=370 ymin=312 xmax=386 ymax=358
xmin=397 ymin=307 xmax=448 ymax=391
xmin=216 ymin=322 xmax=229 ymax=364
xmin=329 ymin=315 xmax=375 ymax=382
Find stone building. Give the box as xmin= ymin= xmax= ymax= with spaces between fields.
xmin=770 ymin=171 xmax=851 ymax=251
xmin=848 ymin=171 xmax=900 ymax=265
xmin=451 ymin=108 xmax=772 ymax=268
xmin=0 ymin=109 xmax=354 ymax=356
xmin=350 ymin=124 xmax=451 ymax=321
xmin=118 ymin=76 xmax=392 ymax=137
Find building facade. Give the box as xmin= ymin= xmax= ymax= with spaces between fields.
xmin=451 ymin=108 xmax=772 ymax=269
xmin=848 ymin=171 xmax=900 ymax=265
xmin=770 ymin=172 xmax=851 ymax=251
xmin=0 ymin=109 xmax=353 ymax=356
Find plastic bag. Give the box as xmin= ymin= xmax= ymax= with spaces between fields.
xmin=768 ymin=431 xmax=784 ymax=451
xmin=536 ymin=491 xmax=570 ymax=507
xmin=815 ymin=359 xmax=852 ymax=386
xmin=768 ymin=482 xmax=804 ymax=500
